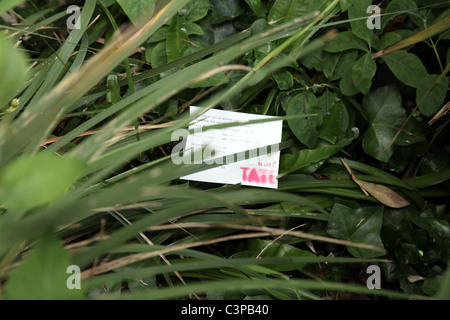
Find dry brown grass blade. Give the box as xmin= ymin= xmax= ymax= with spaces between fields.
xmin=428 ymin=101 xmax=450 ymax=126
xmin=80 ymin=222 xmax=386 ymax=279
xmin=40 ymin=123 xmax=173 ymax=146
xmin=341 ymin=158 xmax=410 ymax=208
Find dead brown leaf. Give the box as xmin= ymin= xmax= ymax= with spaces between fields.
xmin=341 ymin=158 xmax=410 ymax=208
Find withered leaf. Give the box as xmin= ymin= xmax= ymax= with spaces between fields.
xmin=341 ymin=158 xmax=410 ymax=208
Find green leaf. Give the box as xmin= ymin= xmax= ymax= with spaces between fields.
xmin=0 ymin=153 xmax=85 ymax=212
xmin=323 ymin=50 xmax=358 ymax=81
xmin=352 ymin=52 xmax=377 ymax=94
xmin=166 ymin=14 xmax=182 ymax=62
xmin=373 ymin=32 xmax=402 ymax=51
xmin=0 ymin=0 xmax=26 ymax=15
xmin=184 ymin=22 xmax=204 ymax=35
xmin=117 ymin=0 xmax=156 ymax=28
xmin=280 ymin=128 xmax=358 ymax=175
xmin=268 ymin=0 xmax=333 ymax=23
xmin=437 ymin=263 xmax=450 ymax=299
xmin=362 ymin=85 xmax=406 ymax=162
xmin=348 ymin=0 xmax=373 ymax=46
xmin=421 ymin=276 xmax=442 ymax=296
xmin=150 ymin=41 xmax=167 ymax=68
xmin=300 ymin=49 xmax=325 ymax=72
xmin=381 ymin=0 xmax=418 ymax=30
xmin=339 ymin=0 xmax=350 ymax=11
xmin=326 ymin=203 xmax=386 ymax=258
xmin=6 ymin=232 xmax=84 ymax=299
xmin=245 ymin=0 xmax=265 ymax=17
xmin=0 ymin=34 xmax=28 ymax=111
xmin=286 ymin=91 xmax=320 ymax=148
xmin=273 ymin=69 xmax=293 ymax=90
xmin=416 ymin=74 xmax=449 ymax=116
xmin=234 ymin=239 xmax=316 ymax=271
xmin=317 ymin=90 xmax=349 ymax=144
xmin=147 ymin=26 xmax=169 ymax=43
xmin=339 ymin=67 xmax=359 ymax=96
xmin=324 ymin=31 xmax=368 ymax=53
xmin=211 ymin=0 xmax=244 ymax=24
xmin=182 ymin=0 xmax=211 ymax=22
xmin=382 ymin=50 xmax=428 ymax=88
xmin=189 ymin=71 xmax=229 ymax=88
xmin=106 ymin=74 xmax=121 ymax=104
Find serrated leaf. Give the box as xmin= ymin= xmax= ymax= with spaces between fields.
xmin=286 ymin=91 xmax=320 ymax=148
xmin=324 ymin=31 xmax=368 ymax=53
xmin=0 ymin=153 xmax=85 ymax=212
xmin=352 ymin=52 xmax=377 ymax=94
xmin=382 ymin=50 xmax=428 ymax=88
xmin=362 ymin=85 xmax=406 ymax=162
xmin=6 ymin=233 xmax=84 ymax=299
xmin=326 ymin=203 xmax=386 ymax=258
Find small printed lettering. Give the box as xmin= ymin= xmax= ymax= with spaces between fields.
xmin=181 ymin=304 xmax=215 ymax=317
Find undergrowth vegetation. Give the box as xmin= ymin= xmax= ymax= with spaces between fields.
xmin=0 ymin=0 xmax=449 ymax=300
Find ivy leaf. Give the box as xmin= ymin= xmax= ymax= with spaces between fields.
xmin=268 ymin=0 xmax=331 ymax=23
xmin=416 ymin=74 xmax=449 ymax=116
xmin=286 ymin=91 xmax=320 ymax=148
xmin=362 ymin=85 xmax=406 ymax=162
xmin=326 ymin=203 xmax=386 ymax=258
xmin=6 ymin=233 xmax=84 ymax=299
xmin=382 ymin=50 xmax=428 ymax=88
xmin=245 ymin=0 xmax=265 ymax=17
xmin=273 ymin=69 xmax=293 ymax=90
xmin=182 ymin=0 xmax=210 ymax=22
xmin=324 ymin=31 xmax=368 ymax=53
xmin=211 ymin=0 xmax=244 ymax=24
xmin=352 ymin=52 xmax=377 ymax=94
xmin=117 ymin=0 xmax=156 ymax=28
xmin=317 ymin=90 xmax=349 ymax=144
